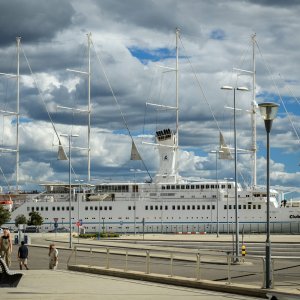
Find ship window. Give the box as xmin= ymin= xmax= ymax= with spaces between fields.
xmin=155 ymin=205 xmax=158 ymax=210
xmin=46 ymin=207 xmax=48 ymax=211
xmin=221 ymin=184 xmax=225 ymax=189
xmin=52 ymin=207 xmax=55 ymax=211
xmin=85 ymin=206 xmax=88 ymax=211
xmin=160 ymin=205 xmax=163 ymax=210
xmin=186 ymin=185 xmax=190 ymax=189
xmin=62 ymin=207 xmax=65 ymax=211
xmin=181 ymin=185 xmax=185 ymax=189
xmin=212 ymin=205 xmax=215 ymax=210
xmin=41 ymin=207 xmax=44 ymax=211
xmin=95 ymin=206 xmax=98 ymax=210
xmin=207 ymin=205 xmax=210 ymax=210
xmin=201 ymin=185 xmax=204 ymax=189
xmin=229 ymin=205 xmax=232 ymax=209
xmin=36 ymin=207 xmax=39 ymax=211
xmin=66 ymin=207 xmax=69 ymax=211
xmin=191 ymin=185 xmax=194 ymax=189
xmin=145 ymin=206 xmax=148 ymax=210
xmin=166 ymin=185 xmax=170 ymax=190
xmin=128 ymin=206 xmax=131 ymax=210
xmin=224 ymin=205 xmax=227 ymax=209
xmin=192 ymin=205 xmax=195 ymax=210
xmin=246 ymin=195 xmax=250 ymax=198
xmin=206 ymin=185 xmax=210 ymax=189
xmin=176 ymin=185 xmax=180 ymax=189
xmin=248 ymin=205 xmax=251 ymax=209
xmin=100 ymin=206 xmax=102 ymax=210
xmin=150 ymin=206 xmax=153 ymax=210
xmin=177 ymin=205 xmax=180 ymax=210
xmin=172 ymin=205 xmax=175 ymax=210
xmin=196 ymin=185 xmax=200 ymax=189
xmin=238 ymin=205 xmax=241 ymax=209
xmin=90 ymin=206 xmax=93 ymax=210
xmin=243 ymin=205 xmax=247 ymax=209
xmin=258 ymin=205 xmax=261 ymax=209
xmin=165 ymin=205 xmax=168 ymax=210
xmin=233 ymin=205 xmax=236 ymax=209
xmin=197 ymin=205 xmax=200 ymax=210
xmin=162 ymin=186 xmax=166 ymax=190
xmin=71 ymin=207 xmax=74 ymax=211
xmin=27 ymin=207 xmax=30 ymax=211
xmin=228 ymin=184 xmax=232 ymax=189
xmin=187 ymin=205 xmax=190 ymax=210
xmin=253 ymin=205 xmax=256 ymax=209
xmin=202 ymin=205 xmax=205 ymax=210
xmin=171 ymin=185 xmax=175 ymax=190
xmin=104 ymin=206 xmax=107 ymax=210
xmin=109 ymin=206 xmax=112 ymax=210
xmin=182 ymin=205 xmax=185 ymax=210
xmin=57 ymin=207 xmax=60 ymax=211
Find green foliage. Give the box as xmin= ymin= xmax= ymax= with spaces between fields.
xmin=15 ymin=214 xmax=27 ymax=227
xmin=79 ymin=232 xmax=119 ymax=239
xmin=0 ymin=205 xmax=11 ymax=227
xmin=28 ymin=211 xmax=43 ymax=226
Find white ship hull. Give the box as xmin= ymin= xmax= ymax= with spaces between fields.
xmin=6 ymin=181 xmax=300 ymax=234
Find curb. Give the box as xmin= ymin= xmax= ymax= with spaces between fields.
xmin=68 ymin=264 xmax=268 ymax=299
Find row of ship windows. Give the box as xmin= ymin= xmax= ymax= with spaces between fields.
xmin=27 ymin=204 xmax=262 ymax=213
xmin=161 ymin=184 xmax=232 ymax=190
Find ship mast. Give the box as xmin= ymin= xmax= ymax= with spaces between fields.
xmin=16 ymin=37 xmax=20 ymax=191
xmin=175 ymin=28 xmax=179 ymax=175
xmin=251 ymin=34 xmax=257 ymax=187
xmin=87 ymin=32 xmax=91 ymax=182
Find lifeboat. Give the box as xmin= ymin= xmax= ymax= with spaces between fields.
xmin=0 ymin=198 xmax=13 ymax=212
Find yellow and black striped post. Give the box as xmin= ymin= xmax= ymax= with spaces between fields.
xmin=241 ymin=244 xmax=246 ymax=262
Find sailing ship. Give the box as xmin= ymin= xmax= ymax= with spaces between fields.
xmin=3 ymin=30 xmax=300 ymax=234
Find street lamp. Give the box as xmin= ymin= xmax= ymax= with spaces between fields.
xmin=60 ymin=133 xmax=79 ymax=249
xmin=221 ymin=85 xmax=249 ymax=262
xmin=210 ymin=150 xmax=223 ymax=237
xmin=224 ymin=177 xmax=233 ymax=234
xmin=258 ymin=102 xmax=279 ymax=289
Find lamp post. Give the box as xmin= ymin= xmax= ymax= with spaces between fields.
xmin=60 ymin=133 xmax=79 ymax=249
xmin=210 ymin=150 xmax=223 ymax=237
xmin=221 ymin=86 xmax=249 ymax=262
xmin=258 ymin=102 xmax=279 ymax=289
xmin=224 ymin=177 xmax=233 ymax=234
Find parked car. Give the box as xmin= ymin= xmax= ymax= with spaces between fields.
xmin=24 ymin=226 xmax=39 ymax=233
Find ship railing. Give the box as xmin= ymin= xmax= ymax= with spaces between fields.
xmin=67 ymin=245 xmax=300 ymax=292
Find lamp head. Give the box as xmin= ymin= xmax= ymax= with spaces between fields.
xmin=258 ymin=102 xmax=279 ymax=121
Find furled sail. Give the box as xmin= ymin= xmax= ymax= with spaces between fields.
xmin=57 ymin=141 xmax=68 ymax=160
xmin=219 ymin=132 xmax=233 ymax=160
xmin=130 ymin=141 xmax=141 ymax=160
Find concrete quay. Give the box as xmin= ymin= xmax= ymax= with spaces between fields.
xmin=1 ymin=233 xmax=300 ymax=299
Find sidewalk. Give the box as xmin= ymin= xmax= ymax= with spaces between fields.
xmin=0 ymin=270 xmax=264 ymax=300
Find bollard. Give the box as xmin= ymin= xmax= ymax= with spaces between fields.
xmin=241 ymin=244 xmax=246 ymax=262
xmin=226 ymin=252 xmax=232 ymax=285
xmin=195 ymin=252 xmax=201 ymax=281
xmin=261 ymin=257 xmax=266 ymax=288
xmin=170 ymin=253 xmax=173 ymax=277
xmin=125 ymin=249 xmax=128 ymax=272
xmin=89 ymin=247 xmax=93 ymax=267
xmin=146 ymin=250 xmax=150 ymax=274
xmin=75 ymin=246 xmax=77 ymax=265
xmin=106 ymin=248 xmax=110 ymax=269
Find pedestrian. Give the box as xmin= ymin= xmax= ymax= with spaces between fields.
xmin=48 ymin=243 xmax=58 ymax=270
xmin=0 ymin=227 xmax=12 ymax=267
xmin=18 ymin=241 xmax=29 ymax=270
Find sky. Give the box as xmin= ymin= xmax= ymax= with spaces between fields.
xmin=0 ymin=0 xmax=299 ymax=198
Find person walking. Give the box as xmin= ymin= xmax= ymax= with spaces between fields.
xmin=0 ymin=227 xmax=12 ymax=267
xmin=48 ymin=243 xmax=58 ymax=270
xmin=18 ymin=241 xmax=29 ymax=270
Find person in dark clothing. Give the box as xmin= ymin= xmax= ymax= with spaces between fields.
xmin=18 ymin=241 xmax=29 ymax=270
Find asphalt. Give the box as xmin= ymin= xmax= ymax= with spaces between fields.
xmin=1 ymin=233 xmax=300 ymax=300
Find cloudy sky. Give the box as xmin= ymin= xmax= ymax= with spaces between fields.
xmin=0 ymin=0 xmax=299 ymax=197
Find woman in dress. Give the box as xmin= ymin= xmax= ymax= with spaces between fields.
xmin=0 ymin=227 xmax=12 ymax=267
xmin=48 ymin=243 xmax=58 ymax=270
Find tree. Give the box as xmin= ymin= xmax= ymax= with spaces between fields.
xmin=0 ymin=206 xmax=11 ymax=227
xmin=28 ymin=211 xmax=43 ymax=226
xmin=15 ymin=214 xmax=27 ymax=227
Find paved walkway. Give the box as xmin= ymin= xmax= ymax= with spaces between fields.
xmin=0 ymin=270 xmax=262 ymax=300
